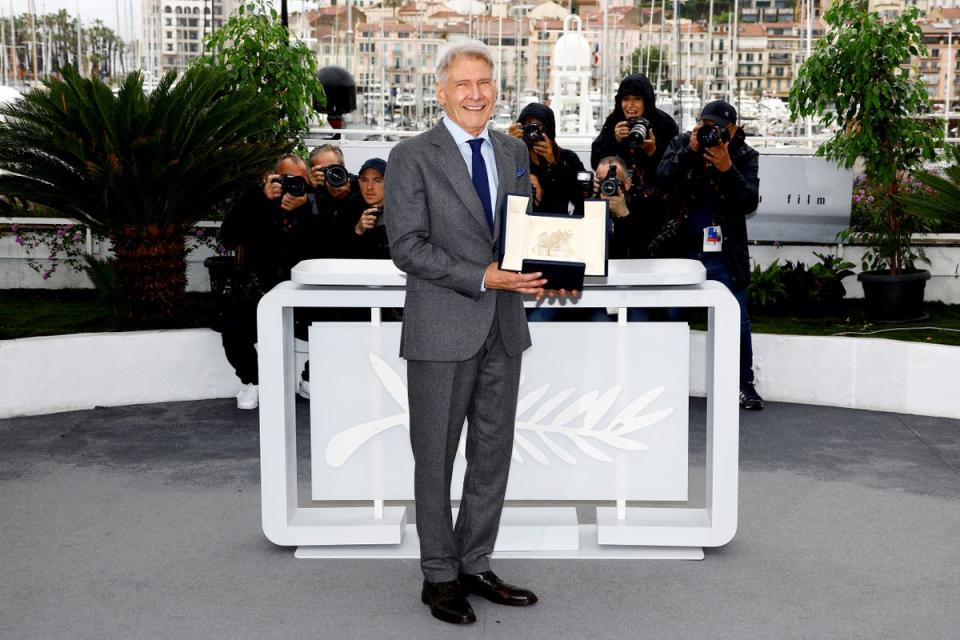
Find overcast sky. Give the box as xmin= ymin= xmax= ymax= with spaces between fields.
xmin=2 ymin=1 xmax=291 ymax=40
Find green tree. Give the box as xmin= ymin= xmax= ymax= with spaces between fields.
xmin=196 ymin=0 xmax=326 ymax=145
xmin=0 ymin=65 xmax=289 ymax=321
xmin=788 ymin=0 xmax=942 ymax=275
xmin=623 ymin=46 xmax=670 ymax=92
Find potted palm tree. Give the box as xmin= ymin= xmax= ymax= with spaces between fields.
xmin=0 ymin=65 xmax=288 ymax=321
xmin=789 ymin=0 xmax=943 ymax=322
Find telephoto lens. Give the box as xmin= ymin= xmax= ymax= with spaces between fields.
xmin=323 ymin=164 xmax=350 ymax=188
xmin=626 ymin=117 xmax=651 ymax=150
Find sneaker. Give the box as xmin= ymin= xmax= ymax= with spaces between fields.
xmin=298 ymin=378 xmax=310 ymax=400
xmin=236 ymin=383 xmax=259 ymax=410
xmin=739 ymin=383 xmax=764 ymax=410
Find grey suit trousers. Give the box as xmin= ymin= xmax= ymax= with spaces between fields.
xmin=407 ymin=311 xmax=521 ymax=582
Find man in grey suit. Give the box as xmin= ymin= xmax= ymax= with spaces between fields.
xmin=384 ymin=41 xmax=552 ymax=625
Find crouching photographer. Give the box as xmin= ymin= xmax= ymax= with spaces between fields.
xmin=353 ymin=157 xmax=390 ymax=259
xmin=593 ymin=156 xmax=680 ymax=261
xmin=509 ymin=103 xmax=585 ymax=215
xmin=214 ymin=153 xmax=323 ymax=410
xmin=657 ymin=100 xmax=764 ymax=410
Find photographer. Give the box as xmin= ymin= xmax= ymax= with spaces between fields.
xmin=594 ymin=155 xmax=679 ymax=261
xmin=657 ymin=100 xmax=764 ymax=410
xmin=217 ymin=153 xmax=322 ymax=409
xmin=591 ymin=73 xmax=678 ymax=212
xmin=308 ymin=144 xmax=367 ymax=257
xmin=509 ymin=103 xmax=585 ymax=215
xmin=354 ymin=157 xmax=390 ymax=259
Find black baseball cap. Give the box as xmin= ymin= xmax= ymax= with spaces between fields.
xmin=359 ymin=157 xmax=387 ymax=177
xmin=700 ymin=100 xmax=737 ymax=126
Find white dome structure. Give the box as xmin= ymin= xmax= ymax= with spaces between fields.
xmin=548 ymin=15 xmax=596 ymax=137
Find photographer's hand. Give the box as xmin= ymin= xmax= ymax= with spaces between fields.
xmin=280 ymin=193 xmax=308 ymax=211
xmin=309 ymin=165 xmax=326 ymax=189
xmin=532 ymin=135 xmax=556 ymax=166
xmin=703 ymin=140 xmax=733 ymax=172
xmin=604 ymin=187 xmax=630 ymax=218
xmin=614 ymin=120 xmax=630 ymax=144
xmin=263 ymin=174 xmax=282 ymax=200
xmin=642 ymin=128 xmax=657 ymax=157
xmin=355 ymin=208 xmax=379 ymax=235
xmin=688 ymin=125 xmax=702 ymax=154
xmin=507 ymin=123 xmax=524 ymax=140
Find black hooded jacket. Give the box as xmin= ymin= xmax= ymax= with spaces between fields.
xmin=519 ymin=103 xmax=586 ymax=215
xmin=657 ymin=128 xmax=760 ymax=289
xmin=590 ymin=74 xmax=678 ymax=201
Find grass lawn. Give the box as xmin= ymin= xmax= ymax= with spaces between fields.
xmin=2 ymin=289 xmax=959 ymax=346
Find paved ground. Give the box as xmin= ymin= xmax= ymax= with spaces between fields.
xmin=1 ymin=398 xmax=958 ymax=640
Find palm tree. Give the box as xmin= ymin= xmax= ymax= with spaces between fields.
xmin=0 ymin=64 xmax=290 ymax=321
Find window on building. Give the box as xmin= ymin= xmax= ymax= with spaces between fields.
xmin=164 ymin=18 xmax=172 ymax=26
xmin=175 ymin=6 xmax=182 ymax=14
xmin=166 ymin=43 xmax=173 ymax=51
xmin=164 ymin=5 xmax=171 ymax=13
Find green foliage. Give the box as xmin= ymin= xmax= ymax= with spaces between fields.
xmin=747 ymin=260 xmax=787 ymax=312
xmin=0 ymin=64 xmax=287 ymax=239
xmin=0 ymin=64 xmax=288 ymax=320
xmin=197 ymin=0 xmax=326 ymax=146
xmin=897 ymin=144 xmax=960 ymax=228
xmin=845 ymin=174 xmax=936 ymax=271
xmin=749 ymin=253 xmax=855 ymax=315
xmin=622 ymin=47 xmax=670 ymax=92
xmin=788 ymin=0 xmax=943 ymax=275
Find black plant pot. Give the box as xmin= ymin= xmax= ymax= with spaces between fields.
xmin=858 ymin=269 xmax=931 ymax=323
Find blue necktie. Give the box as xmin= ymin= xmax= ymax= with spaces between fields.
xmin=467 ymin=138 xmax=494 ymax=234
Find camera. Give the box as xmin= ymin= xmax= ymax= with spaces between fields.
xmin=321 ymin=164 xmax=350 ymax=188
xmin=521 ymin=122 xmax=545 ymax=147
xmin=625 ymin=117 xmax=651 ymax=150
xmin=599 ymin=165 xmax=622 ymax=197
xmin=576 ymin=170 xmax=594 ymax=196
xmin=272 ymin=174 xmax=308 ymax=197
xmin=696 ymin=124 xmax=730 ymax=149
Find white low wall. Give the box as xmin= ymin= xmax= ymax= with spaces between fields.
xmin=1 ymin=328 xmax=956 ymax=420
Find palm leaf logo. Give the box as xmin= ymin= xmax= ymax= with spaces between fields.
xmin=324 ymin=355 xmax=673 ymax=468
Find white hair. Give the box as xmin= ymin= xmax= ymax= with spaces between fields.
xmin=435 ymin=40 xmax=494 ymax=85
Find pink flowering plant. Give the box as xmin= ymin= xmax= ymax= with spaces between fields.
xmin=9 ymin=222 xmax=89 ymax=280
xmin=843 ymin=174 xmax=936 ymax=272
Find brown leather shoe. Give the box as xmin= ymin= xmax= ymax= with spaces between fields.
xmin=459 ymin=571 xmax=538 ymax=606
xmin=421 ymin=579 xmax=476 ymax=625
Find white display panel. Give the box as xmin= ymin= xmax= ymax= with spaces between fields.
xmin=310 ymin=322 xmax=689 ymax=502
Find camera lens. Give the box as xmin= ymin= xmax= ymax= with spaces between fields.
xmin=324 ymin=165 xmax=349 ymax=188
xmin=522 ymin=123 xmax=543 ymax=147
xmin=599 ymin=179 xmax=619 ymax=196
xmin=696 ymin=124 xmax=726 ymax=149
xmin=626 ymin=118 xmax=650 ymax=150
xmin=281 ymin=175 xmax=307 ymax=197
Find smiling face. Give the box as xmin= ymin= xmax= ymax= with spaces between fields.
xmin=436 ymin=54 xmax=496 ymax=137
xmin=621 ymin=95 xmax=645 ymax=120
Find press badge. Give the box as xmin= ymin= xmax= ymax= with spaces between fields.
xmin=703 ymin=225 xmax=723 ymax=252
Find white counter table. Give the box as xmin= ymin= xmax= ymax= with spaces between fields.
xmin=258 ymin=259 xmax=739 ymax=560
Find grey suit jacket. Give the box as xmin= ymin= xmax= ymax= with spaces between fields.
xmin=384 ymin=120 xmax=533 ymax=362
